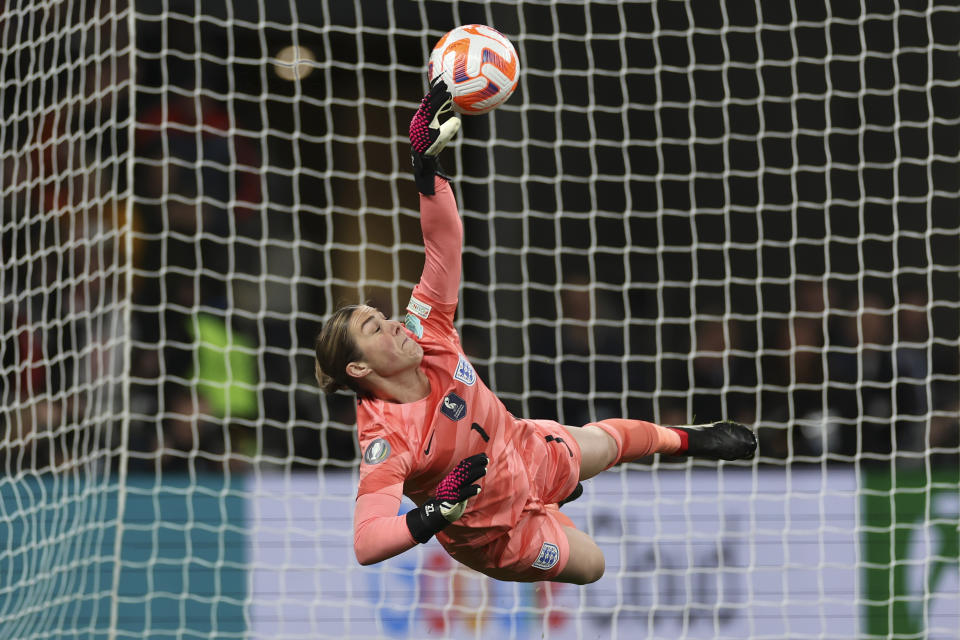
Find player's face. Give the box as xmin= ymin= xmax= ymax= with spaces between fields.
xmin=348 ymin=305 xmax=423 ymax=377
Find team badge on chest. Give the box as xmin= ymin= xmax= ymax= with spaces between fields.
xmin=453 ymin=355 xmax=476 ymax=386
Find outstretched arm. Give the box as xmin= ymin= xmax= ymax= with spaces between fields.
xmin=418 ymin=177 xmax=462 ymax=304
xmin=409 ymin=78 xmax=463 ymax=305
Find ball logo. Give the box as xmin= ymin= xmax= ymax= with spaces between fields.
xmin=532 ymin=542 xmax=560 ymax=570
xmin=362 ymin=438 xmax=391 ymax=465
xmin=453 ymin=355 xmax=476 ymax=386
xmin=440 ymin=392 xmax=467 ymax=421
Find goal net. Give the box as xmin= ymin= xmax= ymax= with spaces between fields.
xmin=2 ymin=1 xmax=958 ymax=639
xmin=1 ymin=1 xmax=131 ymax=638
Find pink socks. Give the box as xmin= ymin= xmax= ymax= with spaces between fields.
xmin=592 ymin=419 xmax=683 ymax=468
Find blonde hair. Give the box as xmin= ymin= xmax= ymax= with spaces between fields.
xmin=313 ymin=305 xmax=371 ymax=397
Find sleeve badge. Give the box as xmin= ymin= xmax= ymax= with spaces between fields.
xmin=362 ymin=438 xmax=391 ymax=465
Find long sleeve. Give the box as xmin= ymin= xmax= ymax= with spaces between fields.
xmin=353 ymin=482 xmax=418 ymax=566
xmin=417 ymin=176 xmax=462 ymax=304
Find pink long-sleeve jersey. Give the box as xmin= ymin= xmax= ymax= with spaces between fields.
xmin=351 ymin=177 xmax=581 ymax=566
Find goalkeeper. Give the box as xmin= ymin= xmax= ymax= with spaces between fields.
xmin=314 ymin=79 xmax=757 ymax=584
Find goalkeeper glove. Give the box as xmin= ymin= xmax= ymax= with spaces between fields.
xmin=409 ymin=77 xmax=461 ymax=195
xmin=669 ymin=421 xmax=758 ymax=460
xmin=406 ymin=453 xmax=487 ymax=543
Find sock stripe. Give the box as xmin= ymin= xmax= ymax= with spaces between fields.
xmin=669 ymin=427 xmax=690 ymax=454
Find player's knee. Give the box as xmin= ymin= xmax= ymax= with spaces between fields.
xmin=598 ymin=429 xmax=620 ymax=471
xmin=559 ymin=525 xmax=606 ymax=584
xmin=577 ymin=552 xmax=605 ymax=584
xmin=582 ymin=424 xmax=619 ymax=469
xmin=566 ymin=546 xmax=605 ymax=585
xmin=584 ymin=556 xmax=605 ymax=584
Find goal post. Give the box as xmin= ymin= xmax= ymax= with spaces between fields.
xmin=1 ymin=1 xmax=958 ymax=639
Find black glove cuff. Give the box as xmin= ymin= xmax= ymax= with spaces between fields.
xmin=411 ymin=153 xmax=452 ymax=196
xmin=411 ymin=152 xmax=435 ymax=195
xmin=405 ymin=498 xmax=450 ymax=544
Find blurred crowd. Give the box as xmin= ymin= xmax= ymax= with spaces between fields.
xmin=3 ymin=78 xmax=959 ymax=475
xmin=534 ymin=279 xmax=958 ymax=466
xmin=2 ymin=4 xmax=957 ymax=476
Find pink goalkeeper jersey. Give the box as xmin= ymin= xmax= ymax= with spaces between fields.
xmin=352 ymin=178 xmax=580 ymax=566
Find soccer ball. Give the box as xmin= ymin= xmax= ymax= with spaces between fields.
xmin=428 ymin=24 xmax=520 ymax=115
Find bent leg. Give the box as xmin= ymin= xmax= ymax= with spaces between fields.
xmin=561 ymin=424 xmax=618 ymax=479
xmin=554 ymin=526 xmax=605 ymax=585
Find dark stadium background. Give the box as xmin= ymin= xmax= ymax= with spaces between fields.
xmin=4 ymin=0 xmax=957 ymax=471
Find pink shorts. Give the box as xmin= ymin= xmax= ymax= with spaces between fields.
xmin=443 ymin=420 xmax=582 ymax=582
xmin=445 ymin=503 xmax=577 ymax=581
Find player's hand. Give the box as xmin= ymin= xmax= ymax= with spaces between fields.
xmin=409 ymin=76 xmax=461 ymax=195
xmin=405 ymin=453 xmax=488 ymax=543
xmin=434 ymin=453 xmax=488 ymax=521
xmin=670 ymin=421 xmax=758 ymax=460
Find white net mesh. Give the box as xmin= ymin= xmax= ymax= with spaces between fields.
xmin=0 ymin=1 xmax=131 ymax=637
xmin=2 ymin=1 xmax=959 ymax=638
